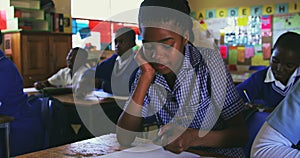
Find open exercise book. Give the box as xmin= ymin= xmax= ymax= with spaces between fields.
xmin=85 ymin=90 xmax=128 ymax=101
xmin=99 ymin=143 xmax=200 ymax=158
xmin=64 ymin=133 xmax=207 ymax=158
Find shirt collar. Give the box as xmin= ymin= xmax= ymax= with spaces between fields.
xmin=264 ymin=67 xmax=275 ymax=83
xmin=116 ymin=50 xmax=134 ymax=65
xmin=116 ymin=56 xmax=121 ymax=63
xmin=265 ymin=67 xmax=300 ymax=90
xmin=182 ymin=43 xmax=203 ymax=70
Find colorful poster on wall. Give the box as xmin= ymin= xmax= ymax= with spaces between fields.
xmin=262 ymin=43 xmax=271 ymax=59
xmin=245 ymin=46 xmax=255 ymax=58
xmin=201 ymin=2 xmax=300 ymax=19
xmin=0 ymin=10 xmax=6 ymax=30
xmin=237 ymin=17 xmax=248 ymax=26
xmin=251 ymin=53 xmax=270 ymax=66
xmin=237 ymin=47 xmax=245 ymax=63
xmin=228 ymin=46 xmax=238 ymax=65
xmin=261 ymin=15 xmax=272 ymax=30
xmin=272 ymin=13 xmax=300 ymax=45
xmin=205 ymin=18 xmax=228 ymax=40
xmin=219 ymin=45 xmax=228 ymax=59
xmin=4 ymin=34 xmax=12 ymax=55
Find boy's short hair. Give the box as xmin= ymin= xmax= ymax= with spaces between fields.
xmin=138 ymin=0 xmax=194 ymax=42
xmin=273 ymin=31 xmax=300 ymax=53
xmin=72 ymin=47 xmax=88 ymax=60
xmin=115 ymin=27 xmax=136 ymax=42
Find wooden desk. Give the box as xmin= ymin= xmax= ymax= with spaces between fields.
xmin=51 ymin=92 xmax=126 ymax=127
xmin=0 ymin=115 xmax=14 ymax=124
xmin=16 ymin=134 xmax=224 ymax=158
xmin=52 ymin=93 xmax=121 ymax=106
xmin=47 ymin=92 xmax=126 ymax=144
xmin=16 ymin=133 xmax=122 ymax=158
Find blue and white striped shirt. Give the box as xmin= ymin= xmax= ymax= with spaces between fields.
xmin=129 ymin=43 xmax=245 ymax=157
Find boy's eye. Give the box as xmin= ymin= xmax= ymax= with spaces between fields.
xmin=162 ymin=43 xmax=172 ymax=49
xmin=143 ymin=42 xmax=173 ymax=52
xmin=143 ymin=43 xmax=153 ymax=50
xmin=271 ymin=57 xmax=279 ymax=63
xmin=286 ymin=63 xmax=297 ymax=69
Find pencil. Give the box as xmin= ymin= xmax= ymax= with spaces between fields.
xmin=243 ymin=90 xmax=251 ymax=103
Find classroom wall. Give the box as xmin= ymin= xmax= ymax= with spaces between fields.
xmin=52 ymin=0 xmax=299 ymax=15
xmin=188 ymin=0 xmax=299 ymax=11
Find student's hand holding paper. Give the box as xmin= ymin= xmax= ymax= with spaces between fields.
xmin=157 ymin=124 xmax=193 ymax=154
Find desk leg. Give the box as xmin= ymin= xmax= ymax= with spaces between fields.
xmin=5 ymin=123 xmax=10 ymax=158
xmin=0 ymin=123 xmax=10 ymax=158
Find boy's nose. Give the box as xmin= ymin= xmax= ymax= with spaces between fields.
xmin=276 ymin=63 xmax=283 ymax=71
xmin=151 ymin=46 xmax=165 ymax=61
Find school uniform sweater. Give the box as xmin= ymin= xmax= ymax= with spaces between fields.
xmin=236 ymin=67 xmax=300 ymax=108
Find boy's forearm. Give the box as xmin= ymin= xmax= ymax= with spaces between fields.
xmin=117 ymin=112 xmax=143 ymax=146
xmin=188 ymin=128 xmax=246 ymax=148
xmin=188 ymin=114 xmax=248 ymax=148
xmin=117 ymin=72 xmax=155 ymax=145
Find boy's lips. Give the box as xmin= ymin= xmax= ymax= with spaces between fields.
xmin=274 ymin=72 xmax=284 ymax=79
xmin=153 ymin=63 xmax=168 ymax=70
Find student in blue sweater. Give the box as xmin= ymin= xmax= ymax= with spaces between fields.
xmin=237 ymin=32 xmax=300 ymax=157
xmin=75 ymin=27 xmax=138 ymax=97
xmin=0 ymin=30 xmax=44 ymax=156
xmin=236 ymin=31 xmax=300 ymax=112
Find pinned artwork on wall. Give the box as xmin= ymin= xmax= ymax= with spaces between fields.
xmin=192 ymin=2 xmax=300 ymax=20
xmin=79 ymin=27 xmax=91 ymax=39
xmin=4 ymin=34 xmax=12 ymax=55
xmin=0 ymin=10 xmax=6 ymax=30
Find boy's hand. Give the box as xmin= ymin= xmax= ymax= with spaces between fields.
xmin=157 ymin=124 xmax=193 ymax=154
xmin=34 ymin=81 xmax=46 ymax=90
xmin=134 ymin=47 xmax=155 ymax=75
xmin=74 ymin=77 xmax=93 ymax=99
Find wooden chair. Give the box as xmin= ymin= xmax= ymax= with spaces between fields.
xmin=0 ymin=114 xmax=14 ymax=158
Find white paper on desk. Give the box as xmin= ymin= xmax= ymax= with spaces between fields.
xmin=93 ymin=90 xmax=113 ymax=98
xmin=23 ymin=87 xmax=39 ymax=93
xmin=85 ymin=90 xmax=128 ymax=101
xmin=99 ymin=143 xmax=200 ymax=158
xmin=84 ymin=90 xmax=113 ymax=101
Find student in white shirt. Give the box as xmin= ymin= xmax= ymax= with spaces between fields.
xmin=75 ymin=27 xmax=138 ymax=98
xmin=34 ymin=47 xmax=89 ymax=89
xmin=251 ymin=79 xmax=300 ymax=158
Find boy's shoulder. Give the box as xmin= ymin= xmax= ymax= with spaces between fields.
xmin=188 ymin=45 xmax=222 ymax=67
xmin=97 ymin=54 xmax=118 ymax=67
xmin=56 ymin=67 xmax=71 ymax=74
